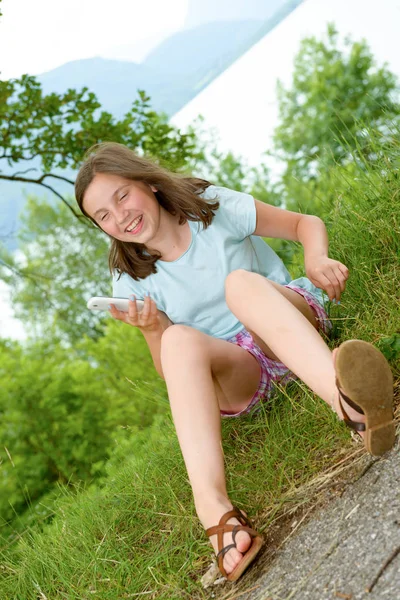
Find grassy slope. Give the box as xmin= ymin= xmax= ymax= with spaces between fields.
xmin=0 ymin=141 xmax=399 ymax=600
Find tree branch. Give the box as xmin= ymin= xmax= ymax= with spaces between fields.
xmin=0 ymin=258 xmax=61 ymax=318
xmin=9 ymin=167 xmax=38 ymax=177
xmin=0 ymin=258 xmax=54 ymax=282
xmin=40 ymin=173 xmax=75 ymax=185
xmin=0 ymin=174 xmax=82 ymax=219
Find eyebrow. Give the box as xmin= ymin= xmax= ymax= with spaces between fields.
xmin=93 ymin=185 xmax=128 ymax=218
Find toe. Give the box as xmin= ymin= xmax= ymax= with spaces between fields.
xmin=224 ymin=547 xmax=243 ymax=573
xmin=235 ymin=529 xmax=252 ymax=554
xmin=222 ymin=528 xmax=252 ymax=574
xmin=205 ymin=509 xmax=254 ymax=577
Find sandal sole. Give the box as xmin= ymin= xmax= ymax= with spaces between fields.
xmin=336 ymin=340 xmax=395 ymax=456
xmin=227 ymin=535 xmax=264 ymax=582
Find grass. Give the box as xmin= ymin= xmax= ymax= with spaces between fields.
xmin=0 ymin=389 xmax=352 ymax=600
xmin=0 ymin=131 xmax=399 ymax=599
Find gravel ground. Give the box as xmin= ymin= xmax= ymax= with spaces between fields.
xmin=240 ymin=440 xmax=400 ymax=600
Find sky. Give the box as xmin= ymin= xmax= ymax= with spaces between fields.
xmin=172 ymin=0 xmax=400 ymax=166
xmin=0 ymin=0 xmax=188 ymax=80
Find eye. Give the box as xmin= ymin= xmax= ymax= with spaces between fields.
xmin=118 ymin=194 xmax=127 ymax=202
xmin=101 ymin=213 xmax=108 ymax=221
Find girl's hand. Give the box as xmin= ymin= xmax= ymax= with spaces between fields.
xmin=305 ymin=256 xmax=349 ymax=302
xmin=109 ymin=294 xmax=172 ymax=333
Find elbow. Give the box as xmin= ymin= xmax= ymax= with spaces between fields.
xmin=303 ymin=214 xmax=325 ymax=225
xmin=296 ymin=214 xmax=325 ymax=238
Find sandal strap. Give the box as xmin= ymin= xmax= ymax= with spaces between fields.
xmin=336 ymin=380 xmax=365 ymax=415
xmin=336 ymin=378 xmax=366 ymax=432
xmin=205 ymin=507 xmax=259 ymax=579
xmin=216 ymin=542 xmax=236 ymax=561
xmin=206 ymin=523 xmax=235 ymax=538
xmin=206 ymin=523 xmax=260 ymax=539
xmin=205 ymin=507 xmax=251 ymax=538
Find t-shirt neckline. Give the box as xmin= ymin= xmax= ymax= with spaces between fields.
xmin=158 ymin=220 xmax=195 ymax=264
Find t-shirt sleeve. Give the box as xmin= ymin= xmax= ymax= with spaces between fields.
xmin=205 ymin=185 xmax=256 ymax=240
xmin=112 ymin=271 xmax=144 ymax=299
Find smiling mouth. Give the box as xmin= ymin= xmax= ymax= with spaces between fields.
xmin=125 ymin=215 xmax=143 ymax=232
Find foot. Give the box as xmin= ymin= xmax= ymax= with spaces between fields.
xmin=201 ymin=503 xmax=253 ymax=576
xmin=332 ymin=348 xmax=366 ymax=439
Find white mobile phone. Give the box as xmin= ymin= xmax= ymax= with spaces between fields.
xmin=87 ymin=296 xmax=145 ymax=312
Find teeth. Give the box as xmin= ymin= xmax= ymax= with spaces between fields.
xmin=126 ymin=216 xmax=142 ymax=232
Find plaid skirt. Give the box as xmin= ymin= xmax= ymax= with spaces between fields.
xmin=220 ymin=284 xmax=332 ymax=418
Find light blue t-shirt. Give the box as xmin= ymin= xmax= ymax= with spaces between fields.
xmin=112 ymin=185 xmax=327 ymax=340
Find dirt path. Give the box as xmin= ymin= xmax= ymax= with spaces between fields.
xmin=233 ymin=440 xmax=400 ymax=600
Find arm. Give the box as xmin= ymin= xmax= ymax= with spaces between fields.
xmin=141 ymin=311 xmax=172 ymax=379
xmin=109 ymin=295 xmax=173 ymax=379
xmin=253 ymin=199 xmax=349 ymax=301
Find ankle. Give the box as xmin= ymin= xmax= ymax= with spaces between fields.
xmin=194 ymin=494 xmax=234 ymax=529
xmin=332 ymin=390 xmax=342 ymax=419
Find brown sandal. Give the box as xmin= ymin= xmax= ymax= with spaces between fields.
xmin=335 ymin=340 xmax=396 ymax=456
xmin=205 ymin=507 xmax=263 ymax=582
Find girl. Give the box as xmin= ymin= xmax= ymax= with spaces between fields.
xmin=75 ymin=142 xmax=395 ymax=583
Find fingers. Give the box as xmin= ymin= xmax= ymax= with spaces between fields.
xmin=330 ymin=263 xmax=349 ymax=300
xmin=150 ymin=295 xmax=158 ymax=318
xmin=338 ymin=263 xmax=349 ymax=284
xmin=326 ymin=267 xmax=344 ymax=301
xmin=110 ymin=293 xmax=159 ymax=329
xmin=140 ymin=293 xmax=152 ymax=322
xmin=141 ymin=294 xmax=160 ymax=328
xmin=337 ymin=271 xmax=346 ymax=293
xmin=127 ymin=294 xmax=145 ymax=325
xmin=108 ymin=303 xmax=125 ymax=321
xmin=316 ymin=271 xmax=341 ymax=302
xmin=108 ymin=296 xmax=143 ymax=324
xmin=312 ymin=261 xmax=349 ymax=302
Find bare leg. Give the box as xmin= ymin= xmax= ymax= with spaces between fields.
xmin=160 ymin=324 xmax=261 ymax=575
xmin=225 ymin=270 xmax=366 ymax=430
xmin=159 ymin=274 xmax=365 ymax=576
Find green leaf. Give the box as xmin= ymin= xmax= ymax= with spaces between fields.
xmin=377 ymin=333 xmax=400 ymax=361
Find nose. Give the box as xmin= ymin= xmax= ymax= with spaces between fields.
xmin=116 ymin=206 xmax=129 ymax=225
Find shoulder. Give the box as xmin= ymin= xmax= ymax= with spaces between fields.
xmin=200 ymin=185 xmax=256 ymax=239
xmin=200 ymin=185 xmax=253 ymax=203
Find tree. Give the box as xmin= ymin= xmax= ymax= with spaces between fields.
xmin=0 ymin=77 xmax=202 ymax=208
xmin=0 ymin=196 xmax=111 ymax=343
xmin=0 ymin=319 xmax=167 ymax=527
xmin=273 ymin=24 xmax=400 ymax=183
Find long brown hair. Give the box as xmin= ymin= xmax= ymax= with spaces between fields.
xmin=75 ymin=142 xmax=219 ymax=280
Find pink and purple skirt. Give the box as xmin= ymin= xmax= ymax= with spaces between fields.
xmin=220 ymin=285 xmax=332 ymax=418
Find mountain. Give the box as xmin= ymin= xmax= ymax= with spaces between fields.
xmin=39 ymin=20 xmax=264 ymax=118
xmin=101 ymin=29 xmax=176 ymax=64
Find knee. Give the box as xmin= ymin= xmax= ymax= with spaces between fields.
xmin=160 ymin=324 xmax=208 ymax=360
xmin=225 ymin=269 xmax=271 ymax=310
xmin=225 ymin=269 xmax=249 ymax=296
xmin=225 ymin=270 xmax=278 ymax=315
xmin=224 ymin=269 xmax=249 ymax=314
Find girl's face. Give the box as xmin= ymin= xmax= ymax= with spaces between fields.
xmin=83 ymin=173 xmax=160 ymax=243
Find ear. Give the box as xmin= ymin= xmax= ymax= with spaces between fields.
xmin=150 ymin=185 xmax=158 ymax=193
